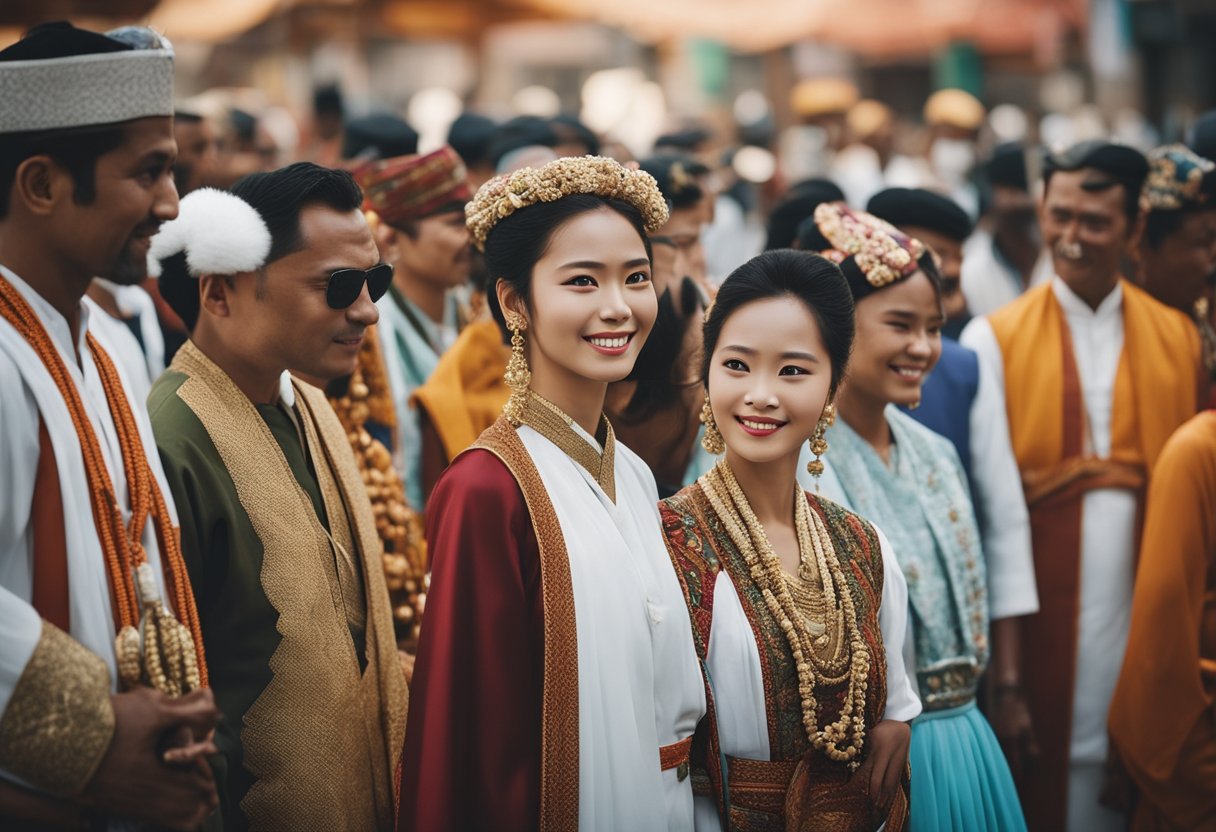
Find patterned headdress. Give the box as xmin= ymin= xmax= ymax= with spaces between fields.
xmin=465 ymin=155 xmax=670 ymax=251
xmin=354 ymin=146 xmax=473 ymax=229
xmin=0 ymin=23 xmax=174 ymax=134
xmin=813 ymin=201 xmax=926 ymax=293
xmin=1145 ymin=144 xmax=1216 ymax=211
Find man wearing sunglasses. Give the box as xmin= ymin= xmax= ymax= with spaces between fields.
xmin=355 ymin=146 xmax=474 ymax=509
xmin=146 ymin=163 xmax=408 ymax=830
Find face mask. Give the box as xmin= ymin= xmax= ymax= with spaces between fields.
xmin=930 ymin=138 xmax=976 ymax=181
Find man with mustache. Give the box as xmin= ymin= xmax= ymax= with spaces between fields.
xmin=0 ymin=22 xmax=221 ymax=830
xmin=146 ymin=164 xmax=407 ymax=830
xmin=355 ymin=147 xmax=474 ymax=509
xmin=961 ymin=140 xmax=1202 ymax=831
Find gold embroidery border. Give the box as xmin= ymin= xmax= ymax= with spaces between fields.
xmin=472 ymin=418 xmax=580 ymax=831
xmin=0 ymin=621 xmax=114 ymax=796
xmin=170 ymin=341 xmax=397 ymax=830
xmin=518 ymin=392 xmax=616 ymax=502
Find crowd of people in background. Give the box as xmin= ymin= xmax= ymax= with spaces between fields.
xmin=2 ymin=19 xmax=1214 ymax=832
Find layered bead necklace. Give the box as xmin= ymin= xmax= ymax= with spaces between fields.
xmin=700 ymin=460 xmax=870 ymax=768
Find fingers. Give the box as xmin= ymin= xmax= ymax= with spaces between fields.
xmin=157 ymin=688 xmax=221 ymax=736
xmin=163 ymin=737 xmax=220 ymax=766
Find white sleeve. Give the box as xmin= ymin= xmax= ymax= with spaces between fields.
xmin=0 ymin=358 xmax=43 ymax=719
xmin=960 ymin=319 xmax=1040 ymax=620
xmin=874 ymin=526 xmax=922 ymax=722
xmin=0 ymin=588 xmax=43 ymax=719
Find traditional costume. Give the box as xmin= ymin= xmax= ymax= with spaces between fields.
xmin=399 ymin=157 xmax=706 ymax=831
xmin=662 ymin=460 xmax=922 ymax=831
xmin=867 ymin=188 xmax=1039 ymax=624
xmin=960 ymin=141 xmax=1201 ymax=832
xmin=1108 ymin=411 xmax=1216 ymax=831
xmin=355 ymin=147 xmax=473 ymax=508
xmin=801 ymin=202 xmax=1029 ymax=831
xmin=146 ymin=188 xmax=406 ymax=830
xmin=0 ymin=24 xmax=207 ymax=825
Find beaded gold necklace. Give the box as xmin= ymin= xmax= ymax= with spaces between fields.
xmin=700 ymin=460 xmax=871 ymax=768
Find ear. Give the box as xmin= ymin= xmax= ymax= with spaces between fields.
xmin=374 ymin=223 xmax=399 ymax=263
xmin=12 ymin=155 xmax=70 ymax=217
xmin=496 ymin=278 xmax=529 ymax=326
xmin=198 ymin=274 xmax=233 ymax=319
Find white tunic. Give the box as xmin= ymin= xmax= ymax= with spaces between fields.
xmin=518 ymin=422 xmax=706 ymax=831
xmin=0 ymin=266 xmax=179 ymax=786
xmin=961 ymin=278 xmax=1136 ymax=830
xmin=691 ymin=518 xmax=923 ymax=831
xmin=960 ymin=230 xmax=1052 ymax=318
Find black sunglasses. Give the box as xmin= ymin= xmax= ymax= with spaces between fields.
xmin=326 ymin=263 xmax=394 ymax=310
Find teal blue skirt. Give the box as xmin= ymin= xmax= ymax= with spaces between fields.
xmin=908 ymin=700 xmax=1027 ymax=832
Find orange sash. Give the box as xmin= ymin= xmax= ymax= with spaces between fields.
xmin=989 ymin=280 xmax=1198 ymax=830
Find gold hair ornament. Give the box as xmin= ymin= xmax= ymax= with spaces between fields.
xmin=466 ymin=156 xmax=670 ymax=251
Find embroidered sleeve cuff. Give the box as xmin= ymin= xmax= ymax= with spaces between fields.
xmin=0 ymin=621 xmax=114 ymax=796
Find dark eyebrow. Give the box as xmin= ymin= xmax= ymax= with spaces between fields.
xmin=137 ymin=150 xmax=173 ymax=168
xmin=722 ymin=344 xmax=819 ymax=363
xmin=884 ymin=309 xmax=917 ymax=320
xmin=560 ymin=258 xmax=651 ymax=270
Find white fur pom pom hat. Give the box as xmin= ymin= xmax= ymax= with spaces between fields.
xmin=147 ymin=187 xmax=272 ymax=278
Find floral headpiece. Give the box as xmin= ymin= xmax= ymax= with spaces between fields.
xmin=1146 ymin=144 xmax=1216 ymax=211
xmin=465 ymin=155 xmax=670 ymax=251
xmin=812 ymin=201 xmax=925 ymax=288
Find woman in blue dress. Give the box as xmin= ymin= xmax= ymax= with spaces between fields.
xmin=797 ymin=202 xmax=1029 ymax=831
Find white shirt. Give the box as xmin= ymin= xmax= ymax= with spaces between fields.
xmin=0 ymin=266 xmax=178 ymax=782
xmin=961 ymin=277 xmax=1136 ymax=763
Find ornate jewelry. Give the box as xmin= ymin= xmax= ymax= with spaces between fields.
xmin=700 ymin=461 xmax=871 ymax=768
xmin=813 ymin=201 xmax=925 ymax=288
xmin=806 ymin=402 xmax=836 ymax=479
xmin=503 ymin=313 xmax=531 ymax=426
xmin=699 ymin=390 xmax=725 ymax=454
xmin=466 ymin=156 xmax=670 ymax=251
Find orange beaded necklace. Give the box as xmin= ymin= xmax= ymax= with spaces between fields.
xmin=0 ymin=274 xmax=208 ymax=688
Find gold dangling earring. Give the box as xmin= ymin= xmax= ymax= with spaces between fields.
xmin=503 ymin=313 xmax=531 ymax=426
xmin=700 ymin=391 xmax=725 ymax=454
xmin=806 ymin=401 xmax=836 ymax=480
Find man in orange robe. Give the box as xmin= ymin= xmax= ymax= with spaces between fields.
xmin=1108 ymin=410 xmax=1216 ymax=831
xmin=961 ymin=140 xmax=1202 ymax=830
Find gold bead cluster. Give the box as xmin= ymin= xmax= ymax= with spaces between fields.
xmin=114 ymin=563 xmax=202 ymax=695
xmin=701 ymin=461 xmax=871 ymax=768
xmin=465 ymin=155 xmax=670 ymax=251
xmin=329 ymin=333 xmax=429 ymax=644
xmin=813 ymin=201 xmax=925 ymax=289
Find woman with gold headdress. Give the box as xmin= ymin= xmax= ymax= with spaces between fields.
xmin=798 ymin=203 xmax=1028 ymax=830
xmin=661 ymin=249 xmax=922 ymax=831
xmin=398 ymin=157 xmax=706 ymax=831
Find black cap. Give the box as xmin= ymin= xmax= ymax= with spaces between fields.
xmin=985 ymin=142 xmax=1030 ymax=191
xmin=343 ymin=113 xmax=418 ymax=161
xmin=447 ymin=112 xmax=497 ymax=167
xmin=867 ymin=187 xmax=973 ymax=243
xmin=765 ymin=179 xmax=845 ymax=251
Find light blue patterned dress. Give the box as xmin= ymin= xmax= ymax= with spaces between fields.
xmin=805 ymin=405 xmax=1027 ymax=832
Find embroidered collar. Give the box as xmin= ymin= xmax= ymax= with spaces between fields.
xmin=517 ymin=390 xmax=616 ymax=502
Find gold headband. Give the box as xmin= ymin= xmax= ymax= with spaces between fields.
xmin=465 ymin=155 xmax=670 ymax=251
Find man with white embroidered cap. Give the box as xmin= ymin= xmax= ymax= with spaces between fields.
xmin=0 ymin=21 xmax=220 ymax=831
xmin=147 ymin=164 xmax=407 ymax=831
